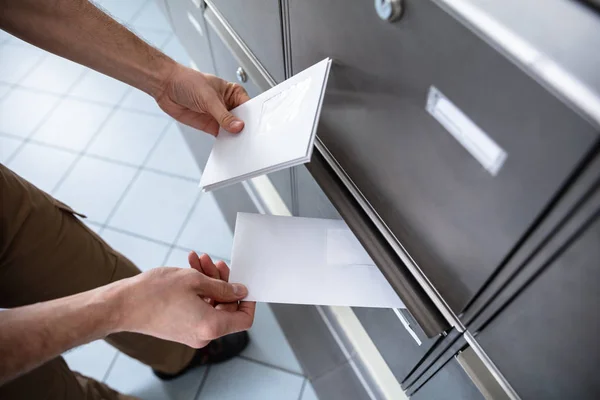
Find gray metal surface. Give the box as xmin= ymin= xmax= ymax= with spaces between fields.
xmin=165 ymin=0 xmax=215 ymax=74
xmin=464 ymin=148 xmax=600 ymax=326
xmin=204 ymin=5 xmax=276 ymax=91
xmin=435 ymin=0 xmax=600 ymax=127
xmin=410 ymin=358 xmax=484 ymax=400
xmin=288 ymin=0 xmax=598 ymax=316
xmin=270 ymin=304 xmax=348 ymax=380
xmin=474 ymin=190 xmax=600 ymax=399
xmin=295 ymin=164 xmax=341 ymax=219
xmin=456 ymin=348 xmax=509 ymax=400
xmin=352 ymin=308 xmax=442 ymax=384
xmin=311 ymin=361 xmax=373 ymax=400
xmin=206 ymin=0 xmax=285 ymax=83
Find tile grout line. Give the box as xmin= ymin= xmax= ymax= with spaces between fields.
xmin=0 ymin=79 xmax=170 ymax=118
xmin=2 ymin=0 xmax=168 ymax=169
xmin=2 ymin=51 xmax=62 ymax=165
xmin=102 ymin=114 xmax=173 ymax=228
xmin=297 ymin=378 xmax=308 ymax=400
xmin=4 ymin=53 xmax=96 ymax=176
xmin=101 ymin=352 xmax=120 ymax=383
xmin=194 ymin=365 xmax=212 ymax=400
xmin=97 ymin=223 xmax=228 ymax=264
xmin=50 ymin=100 xmax=124 ymax=195
xmin=50 ymin=49 xmax=158 ymax=195
xmin=160 ymin=189 xmax=203 ymax=266
xmin=10 ymin=131 xmax=200 ymax=183
xmin=237 ymin=355 xmax=305 ymax=378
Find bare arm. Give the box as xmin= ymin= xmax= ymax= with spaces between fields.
xmin=0 ymin=0 xmax=250 ymax=134
xmin=0 ymin=264 xmax=255 ymax=385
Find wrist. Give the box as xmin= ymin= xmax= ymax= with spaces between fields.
xmin=92 ymin=278 xmax=134 ymax=336
xmin=147 ymin=55 xmax=178 ymax=100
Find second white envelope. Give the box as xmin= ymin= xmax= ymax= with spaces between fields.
xmin=228 ymin=213 xmax=405 ymax=308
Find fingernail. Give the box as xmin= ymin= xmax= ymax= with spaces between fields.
xmin=229 ymin=120 xmax=244 ymax=131
xmin=232 ymin=284 xmax=247 ymax=296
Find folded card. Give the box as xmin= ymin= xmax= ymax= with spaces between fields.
xmin=199 ymin=58 xmax=332 ymax=191
xmin=228 ymin=213 xmax=405 ymax=308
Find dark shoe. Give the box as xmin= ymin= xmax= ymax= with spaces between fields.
xmin=153 ymin=331 xmax=250 ymax=381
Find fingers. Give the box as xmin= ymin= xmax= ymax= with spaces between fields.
xmin=204 ymin=303 xmax=256 ymax=338
xmin=205 ymin=93 xmax=245 ymax=133
xmin=238 ymin=301 xmax=256 ymax=321
xmin=215 ymin=302 xmax=238 ymax=313
xmin=188 ymin=251 xmax=201 ymax=272
xmin=199 ymin=253 xmax=221 ymax=280
xmin=189 ymin=252 xmax=225 ymax=282
xmin=230 ymin=84 xmax=251 ymax=107
xmin=195 ymin=275 xmax=248 ymax=302
xmin=215 ymin=260 xmax=230 ymax=282
xmin=173 ymin=109 xmax=220 ymax=136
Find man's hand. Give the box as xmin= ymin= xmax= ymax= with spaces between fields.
xmin=0 ymin=260 xmax=255 ymax=385
xmin=156 ymin=64 xmax=251 ymax=136
xmin=116 ymin=265 xmax=256 ymax=348
xmin=0 ymin=0 xmax=249 ymax=137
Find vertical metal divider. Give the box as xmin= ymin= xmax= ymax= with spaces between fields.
xmin=279 ymin=0 xmax=299 ymax=216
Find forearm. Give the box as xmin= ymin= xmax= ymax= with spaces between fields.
xmin=0 ymin=280 xmax=126 ymax=385
xmin=0 ymin=0 xmax=175 ymax=97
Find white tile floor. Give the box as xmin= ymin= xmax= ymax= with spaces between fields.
xmin=0 ymin=1 xmax=317 ymax=398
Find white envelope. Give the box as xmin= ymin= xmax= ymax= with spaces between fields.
xmin=199 ymin=58 xmax=332 ymax=192
xmin=229 ymin=213 xmax=405 ymax=308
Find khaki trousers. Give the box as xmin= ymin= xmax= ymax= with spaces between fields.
xmin=0 ymin=164 xmax=196 ymax=399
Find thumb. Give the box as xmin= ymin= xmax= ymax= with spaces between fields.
xmin=205 ymin=95 xmax=245 ymax=133
xmin=197 ymin=276 xmax=248 ymax=302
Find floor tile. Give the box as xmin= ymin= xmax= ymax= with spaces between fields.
xmin=54 ymin=156 xmax=138 ymax=224
xmin=301 ymin=382 xmax=319 ymax=400
xmin=84 ymin=221 xmax=103 ymax=234
xmin=109 ymin=170 xmax=199 ymax=243
xmin=243 ymin=303 xmax=303 ymax=375
xmin=131 ymin=1 xmax=172 ymax=31
xmin=87 ymin=109 xmax=169 ymax=165
xmin=31 ymin=98 xmax=113 ymax=151
xmin=0 ymin=43 xmax=46 ymax=84
xmin=7 ymin=142 xmax=77 ymax=193
xmin=0 ymin=83 xmax=11 ymax=99
xmin=101 ymin=228 xmax=170 ymax=271
xmin=164 ymin=248 xmax=192 ymax=268
xmin=64 ymin=340 xmax=118 ymax=382
xmin=20 ymin=53 xmax=87 ymax=94
xmin=119 ymin=87 xmax=164 ymax=115
xmin=132 ymin=27 xmax=172 ymax=49
xmin=162 ymin=36 xmax=191 ymax=66
xmin=0 ymin=30 xmax=11 ymax=44
xmin=4 ymin=36 xmax=45 ymax=51
xmin=0 ymin=87 xmax=60 ymax=138
xmin=177 ymin=193 xmax=233 ymax=260
xmin=68 ymin=69 xmax=131 ymax=105
xmin=0 ymin=135 xmax=23 ymax=162
xmin=145 ymin=123 xmax=200 ymax=179
xmin=96 ymin=0 xmax=146 ymax=24
xmin=105 ymin=352 xmax=205 ymax=400
xmin=199 ymin=358 xmax=304 ymax=400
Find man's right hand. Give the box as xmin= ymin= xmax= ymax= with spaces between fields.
xmin=155 ymin=64 xmax=251 ymax=136
xmin=112 ymin=266 xmax=255 ymax=348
